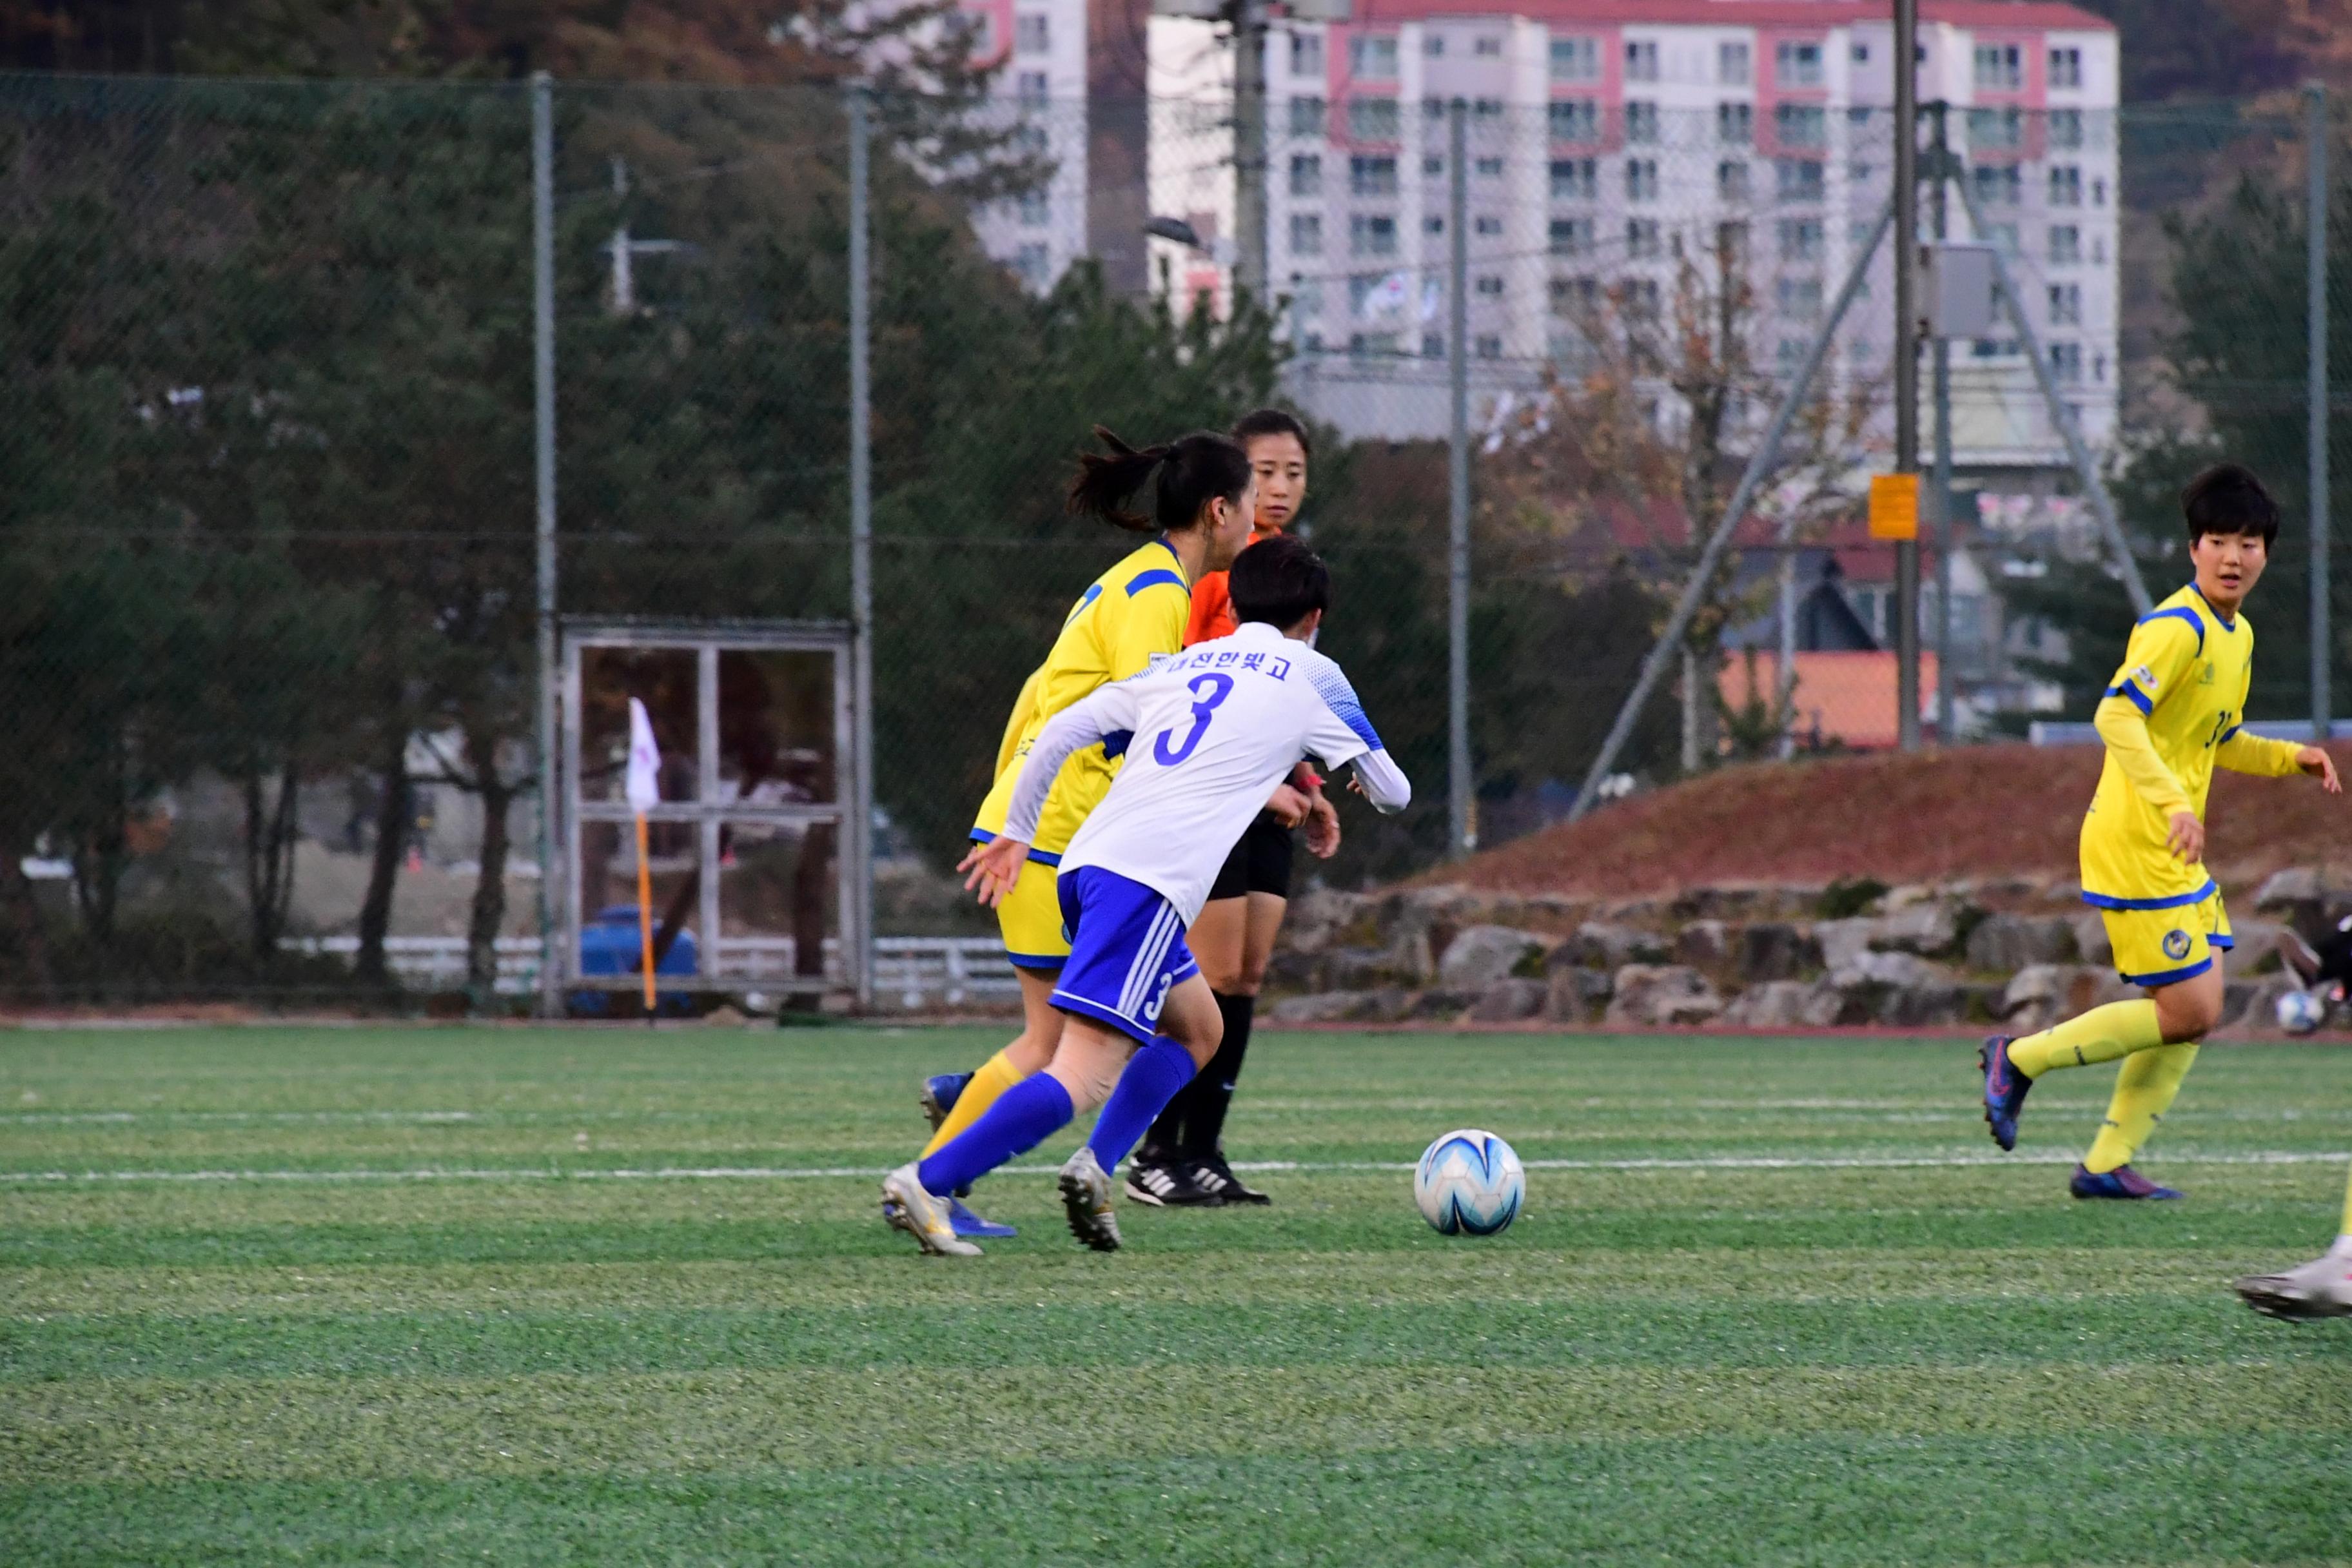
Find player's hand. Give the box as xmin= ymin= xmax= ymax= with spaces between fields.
xmin=1263 ymin=783 xmax=1311 ymax=828
xmin=2166 ymin=810 xmax=2205 ymax=866
xmin=1302 ymin=788 xmax=1342 ymax=859
xmin=957 ymin=835 xmax=1030 ymax=907
xmin=2297 ymin=745 xmax=2342 ymax=794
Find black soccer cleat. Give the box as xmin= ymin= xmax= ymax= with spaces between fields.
xmin=1196 ymin=1153 xmax=1271 ymax=1206
xmin=1124 ymin=1155 xmax=1225 ymax=1208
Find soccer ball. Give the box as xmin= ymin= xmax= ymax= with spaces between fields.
xmin=1413 ymin=1128 xmax=1525 ymax=1236
xmin=2276 ymin=988 xmax=2328 ymax=1035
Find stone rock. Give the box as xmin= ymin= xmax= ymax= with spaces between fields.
xmin=1724 ymin=979 xmax=1830 ymax=1028
xmin=1814 ymin=918 xmax=1879 ymax=973
xmin=1435 ymin=925 xmax=1548 ymax=990
xmin=1832 ymin=950 xmax=1955 ymax=990
xmin=1326 ymin=947 xmax=1399 ymax=990
xmin=1407 ymin=988 xmax=1475 ymax=1021
xmin=1262 ymin=948 xmax=1325 ymax=993
xmin=1868 ymin=901 xmax=1963 ymax=957
xmin=2072 ymin=913 xmax=2113 ymax=968
xmin=1545 ymin=967 xmax=1614 ymax=1023
xmin=1737 ymin=922 xmax=1821 ymax=983
xmin=1879 ymin=981 xmax=1967 ymax=1027
xmin=1965 ymin=914 xmax=2077 ymax=972
xmin=2255 ymin=868 xmax=2322 ymax=912
xmin=1268 ymin=991 xmax=1365 ymax=1024
xmin=1674 ymin=919 xmax=1731 ymax=968
xmin=2219 ymin=975 xmax=2308 ymax=1037
xmin=1280 ymin=889 xmax=1375 ymax=954
xmin=2225 ymin=917 xmax=2290 ymax=975
xmin=1569 ymin=921 xmax=1669 ymax=970
xmin=1467 ymin=977 xmax=1549 ymax=1023
xmin=1999 ymin=964 xmax=2133 ymax=1032
xmin=1604 ymin=965 xmax=1725 ymax=1028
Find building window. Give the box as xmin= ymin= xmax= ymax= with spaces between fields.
xmin=1776 ymin=41 xmax=1823 ymax=88
xmin=1290 ymin=213 xmax=1323 ymax=255
xmin=1777 ymin=337 xmax=1807 ymax=368
xmin=1719 ymin=40 xmax=1750 ymax=84
xmin=1289 ymin=153 xmax=1322 ymax=196
xmin=1015 ymin=12 xmax=1049 ymax=54
xmin=2050 ymin=108 xmax=2084 ymax=149
xmin=1550 ymin=99 xmax=1600 ymax=142
xmin=1549 ymin=217 xmax=1593 ymax=255
xmin=1972 ymin=164 xmax=2022 ymax=206
xmin=1627 ymin=218 xmax=1662 ymax=259
xmin=1475 ymin=155 xmax=1505 ymax=178
xmin=1974 ymin=43 xmax=2022 ymax=90
xmin=1551 ymin=275 xmax=1600 ymax=314
xmin=1016 ymin=71 xmax=1049 ymax=104
xmin=1015 ymin=243 xmax=1052 ymax=288
xmin=1349 ymin=35 xmax=1398 ymax=79
xmin=1422 ymin=331 xmax=1443 ymax=357
xmin=1474 ymin=35 xmax=1502 ymax=56
xmin=1626 ymin=39 xmax=1660 ymax=81
xmin=1967 ymin=106 xmax=2023 ymax=150
xmin=1550 ymin=36 xmax=1598 ymax=81
xmin=1290 ymin=97 xmax=1326 ymax=136
xmin=1849 ymin=161 xmax=1872 ymax=183
xmin=1349 ymin=213 xmax=1397 ymax=256
xmin=1348 ymin=97 xmax=1400 ymax=139
xmin=1774 ymin=159 xmax=1824 ymax=201
xmin=1424 ymin=154 xmax=1443 ymax=176
xmin=1424 ymin=33 xmax=1444 ymax=57
xmin=2049 ymin=224 xmax=2081 ymax=264
xmin=1349 ymin=154 xmax=1397 ymax=195
xmin=1424 ymin=215 xmax=1444 ymax=235
xmin=1718 ymin=102 xmax=1753 ymax=146
xmin=1475 ymin=275 xmax=1505 ymax=298
xmin=2050 ymin=46 xmax=2082 ymax=88
xmin=1348 ymin=331 xmax=1400 ymax=357
xmin=1551 ymin=157 xmax=1596 ymax=200
xmin=962 ymin=10 xmax=995 ymax=55
xmin=1289 ymin=276 xmax=1322 ymax=316
xmin=1291 ymin=33 xmax=1324 ymax=76
xmin=1775 ymin=104 xmax=1827 ymax=148
xmin=1476 ymin=215 xmax=1503 ymax=236
xmin=1719 ymin=220 xmax=1750 ymax=261
xmin=2048 ymin=282 xmax=2081 ymax=324
xmin=1627 ymin=101 xmax=1660 ymax=144
xmin=2050 ymin=164 xmax=2083 ymax=206
xmin=1776 ymin=217 xmax=1823 ymax=260
xmin=1017 ymin=188 xmax=1050 ymax=226
xmin=1473 ymin=97 xmax=1504 ymax=118
xmin=1718 ymin=160 xmax=1750 ymax=201
xmin=2092 ymin=177 xmax=2107 ymax=206
xmin=1476 ymin=333 xmax=1503 ymax=358
xmin=1852 ymin=41 xmax=1870 ymax=63
xmin=1776 ymin=276 xmax=1824 ymax=319
xmin=2050 ymin=340 xmax=2083 ymax=382
xmin=1625 ymin=159 xmax=1659 ymax=202
xmin=1623 ymin=277 xmax=1661 ymax=319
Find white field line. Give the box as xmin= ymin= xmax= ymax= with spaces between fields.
xmin=1 ymin=1150 xmax=2346 ymax=1184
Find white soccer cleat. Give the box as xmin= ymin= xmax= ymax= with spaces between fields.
xmin=1059 ymin=1146 xmax=1122 ymax=1253
xmin=881 ymin=1162 xmax=981 ymax=1257
xmin=2234 ymin=1251 xmax=2352 ymax=1320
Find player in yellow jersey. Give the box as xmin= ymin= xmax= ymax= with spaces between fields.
xmin=1981 ymin=464 xmax=2340 ymax=1198
xmin=911 ymin=427 xmax=1276 ymax=1237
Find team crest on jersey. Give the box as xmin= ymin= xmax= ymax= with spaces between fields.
xmin=2162 ymin=928 xmax=2193 ymax=961
xmin=2199 ymin=662 xmax=2216 ymax=685
xmin=2133 ymin=665 xmax=2157 ymax=691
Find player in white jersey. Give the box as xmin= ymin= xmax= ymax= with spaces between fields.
xmin=881 ymin=536 xmax=1410 ymax=1254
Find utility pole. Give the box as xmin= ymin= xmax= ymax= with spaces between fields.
xmin=1929 ymin=101 xmax=1955 ymax=744
xmin=1892 ymin=0 xmax=1921 ymax=752
xmin=1446 ymin=98 xmax=1473 ymax=856
xmin=1230 ymin=0 xmax=1269 ymax=301
xmin=847 ymin=91 xmax=876 ymax=1010
xmin=2309 ymin=82 xmax=2331 ymax=742
xmin=531 ymin=71 xmax=562 ymax=1020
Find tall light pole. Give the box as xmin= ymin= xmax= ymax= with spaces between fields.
xmin=1230 ymin=0 xmax=1269 ymax=301
xmin=1892 ymin=0 xmax=1922 ymax=752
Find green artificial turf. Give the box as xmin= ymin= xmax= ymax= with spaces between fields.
xmin=4 ymin=1024 xmax=2351 ymax=1565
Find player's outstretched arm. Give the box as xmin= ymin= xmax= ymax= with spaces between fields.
xmin=2299 ymin=745 xmax=2344 ymax=793
xmin=957 ymin=836 xmax=1031 ymax=907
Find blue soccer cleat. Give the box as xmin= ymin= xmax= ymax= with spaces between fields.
xmin=918 ymin=1072 xmax=974 ymax=1134
xmin=946 ymin=1196 xmax=1017 ymax=1239
xmin=2070 ymin=1163 xmax=2182 ymax=1200
xmin=1980 ymin=1036 xmax=2032 ymax=1152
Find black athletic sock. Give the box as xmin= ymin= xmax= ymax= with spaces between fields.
xmin=1182 ymin=991 xmax=1256 ymax=1161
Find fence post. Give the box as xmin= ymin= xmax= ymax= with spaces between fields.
xmin=1446 ymin=99 xmax=1473 ymax=857
xmin=531 ymin=71 xmax=562 ymax=1021
xmin=848 ymin=91 xmax=877 ymax=1011
xmin=2310 ymin=82 xmax=2331 ymax=742
xmin=1892 ymin=0 xmax=1921 ymax=752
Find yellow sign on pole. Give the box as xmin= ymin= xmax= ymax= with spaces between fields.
xmin=1868 ymin=473 xmax=1920 ymax=540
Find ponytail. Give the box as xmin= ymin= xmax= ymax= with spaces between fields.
xmin=1066 ymin=426 xmax=1252 ymax=536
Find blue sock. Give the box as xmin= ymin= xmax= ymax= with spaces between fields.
xmin=917 ymin=1073 xmax=1074 ymax=1197
xmin=1087 ymin=1037 xmax=1199 ymax=1173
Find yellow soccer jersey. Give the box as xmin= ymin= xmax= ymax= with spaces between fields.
xmin=2080 ymin=583 xmax=2302 ymax=908
xmin=972 ymin=537 xmax=1193 ymax=859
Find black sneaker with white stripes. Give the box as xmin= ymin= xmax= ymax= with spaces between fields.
xmin=1124 ymin=1154 xmax=1225 ymax=1208
xmin=1197 ymin=1153 xmax=1271 ymax=1206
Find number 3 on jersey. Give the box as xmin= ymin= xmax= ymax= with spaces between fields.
xmin=1153 ymin=672 xmax=1234 ymax=766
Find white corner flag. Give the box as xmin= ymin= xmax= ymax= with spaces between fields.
xmin=625 ymin=698 xmax=662 ymax=814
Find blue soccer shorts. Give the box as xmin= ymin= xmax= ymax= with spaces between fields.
xmin=1050 ymin=866 xmax=1199 ymax=1046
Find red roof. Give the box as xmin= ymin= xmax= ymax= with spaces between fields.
xmin=1718 ymin=650 xmax=1943 ymax=750
xmin=1346 ymin=0 xmax=2112 ymax=30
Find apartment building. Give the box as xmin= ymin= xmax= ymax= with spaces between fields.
xmin=961 ymin=0 xmax=1093 ymax=291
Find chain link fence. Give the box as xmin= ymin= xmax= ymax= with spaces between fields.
xmin=0 ymin=72 xmax=2345 ymax=1004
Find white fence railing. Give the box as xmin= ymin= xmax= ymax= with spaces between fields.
xmin=277 ymin=934 xmax=1019 ymax=1008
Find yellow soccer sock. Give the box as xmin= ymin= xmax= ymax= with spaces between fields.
xmin=919 ymin=1048 xmax=1030 ymax=1159
xmin=2082 ymin=1042 xmax=2198 ymax=1174
xmin=2339 ymin=1160 xmax=2352 ymax=1239
xmin=2007 ymin=999 xmax=2165 ymax=1079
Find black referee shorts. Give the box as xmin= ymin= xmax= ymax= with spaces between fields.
xmin=1207 ymin=810 xmax=1295 ymax=903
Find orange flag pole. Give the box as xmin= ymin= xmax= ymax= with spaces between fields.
xmin=634 ymin=812 xmax=656 ymax=1016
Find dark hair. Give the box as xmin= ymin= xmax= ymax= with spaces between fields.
xmin=1229 ymin=533 xmax=1330 ymax=629
xmin=1068 ymin=426 xmax=1252 ymax=536
xmin=2182 ymin=463 xmax=2280 ymax=546
xmin=1231 ymin=407 xmax=1312 ymax=458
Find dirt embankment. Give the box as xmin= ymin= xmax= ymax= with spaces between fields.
xmin=1434 ymin=742 xmax=2352 ymax=901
